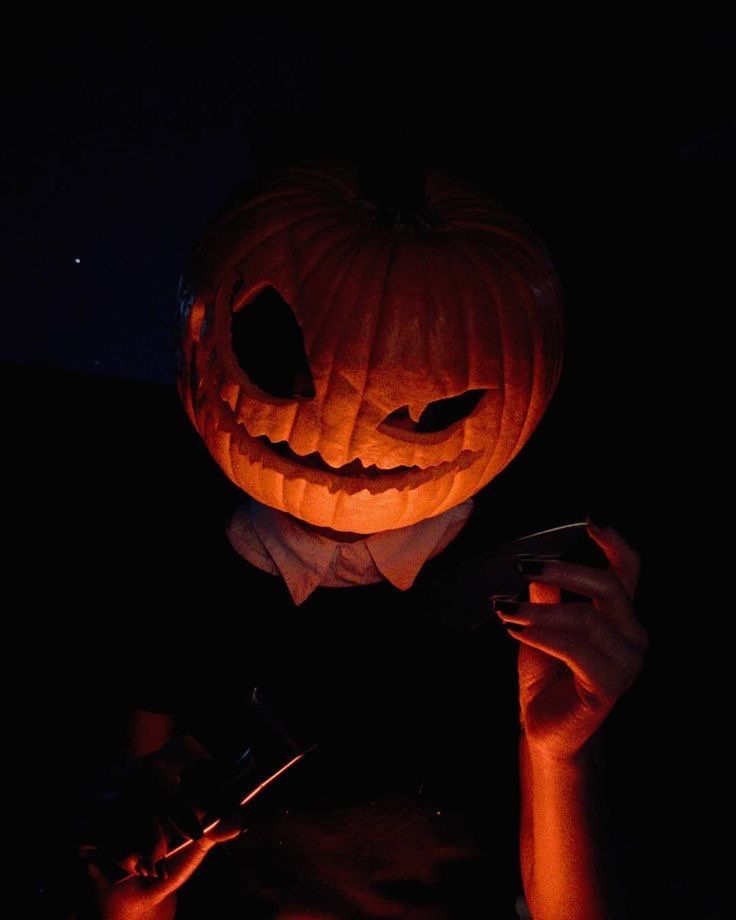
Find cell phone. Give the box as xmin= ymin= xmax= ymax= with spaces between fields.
xmin=81 ymin=687 xmax=316 ymax=883
xmin=424 ymin=521 xmax=609 ymax=636
xmin=483 ymin=520 xmax=609 ymax=601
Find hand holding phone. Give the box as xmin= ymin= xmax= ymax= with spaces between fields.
xmin=493 ymin=520 xmax=649 ymax=760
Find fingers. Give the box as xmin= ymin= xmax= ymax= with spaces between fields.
xmin=117 ymin=853 xmax=141 ymax=877
xmin=518 ymin=557 xmax=628 ymax=604
xmin=143 ymin=837 xmax=218 ymax=901
xmin=140 ymin=816 xmax=169 ymax=877
xmin=504 ymin=626 xmax=643 ymax=704
xmin=494 ymin=599 xmax=645 ymax=672
xmin=517 ymin=559 xmax=649 ymax=652
xmin=205 ymin=819 xmax=248 ymax=845
xmin=585 ymin=521 xmax=642 ymax=599
xmin=118 ymin=814 xmax=170 ymax=879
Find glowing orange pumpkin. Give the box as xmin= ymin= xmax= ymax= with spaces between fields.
xmin=177 ymin=159 xmax=564 ymax=533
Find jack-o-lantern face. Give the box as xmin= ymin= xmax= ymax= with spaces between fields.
xmin=178 ymin=159 xmax=564 ymax=533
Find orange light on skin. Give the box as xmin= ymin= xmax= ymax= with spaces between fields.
xmin=116 ymin=747 xmax=314 ymax=884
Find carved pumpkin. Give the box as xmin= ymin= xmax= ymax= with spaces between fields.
xmin=177 ymin=158 xmax=564 ymax=533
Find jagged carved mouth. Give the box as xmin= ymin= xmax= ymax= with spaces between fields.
xmin=257 ymin=434 xmax=417 ymax=478
xmin=222 ymin=411 xmax=483 ymax=494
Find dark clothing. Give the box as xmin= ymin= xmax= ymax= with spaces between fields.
xmin=7 ymin=367 xmax=716 ymax=919
xmin=129 ymin=495 xmax=537 ymax=919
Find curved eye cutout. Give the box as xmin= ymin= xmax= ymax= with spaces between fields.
xmin=231 ymin=284 xmax=316 ymax=399
xmin=230 ymin=283 xmax=487 ymax=428
xmin=382 ymin=389 xmax=487 ymax=434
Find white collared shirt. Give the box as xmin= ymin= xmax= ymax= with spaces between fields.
xmin=226 ymin=498 xmax=474 ymax=606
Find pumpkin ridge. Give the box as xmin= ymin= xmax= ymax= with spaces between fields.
xmin=318 ymin=240 xmax=396 ymax=462
xmin=482 ymin=234 xmax=561 ymax=399
xmin=310 ymin=237 xmax=379 ymax=461
xmin=442 ymin=240 xmax=473 ymax=396
xmin=346 ymin=240 xmax=397 ymax=462
xmin=462 ymin=235 xmax=556 ymax=480
xmin=229 ymin=220 xmax=357 ymax=312
xmin=222 ymin=174 xmax=373 ymax=248
xmin=444 ymin=235 xmax=505 ymax=386
xmin=497 ymin=245 xmax=539 ymax=459
xmin=194 ymin=190 xmax=344 ymax=271
xmin=444 ymin=236 xmax=509 ymax=483
xmin=287 ymin=221 xmax=364 ymax=295
xmin=436 ymin=238 xmax=506 ymax=496
xmin=487 ymin=237 xmax=556 ymax=455
xmin=193 ymin=189 xmax=307 ymax=246
xmin=287 ymin=234 xmax=369 ymax=378
xmin=231 ymin=209 xmax=349 ymax=280
xmin=356 ymin=237 xmax=408 ymax=453
xmin=447 ymin=209 xmax=549 ymax=256
xmin=295 ymin=235 xmax=369 ymax=385
xmin=343 ymin=239 xmax=400 ymax=467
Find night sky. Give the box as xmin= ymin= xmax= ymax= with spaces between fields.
xmin=5 ymin=22 xmax=732 ymax=384
xmin=6 ymin=18 xmax=734 ymax=918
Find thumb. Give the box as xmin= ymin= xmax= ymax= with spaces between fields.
xmin=211 ymin=826 xmax=246 ymax=844
xmin=203 ymin=816 xmax=248 ymax=846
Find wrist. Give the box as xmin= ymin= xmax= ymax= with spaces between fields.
xmin=523 ymin=735 xmax=593 ymax=771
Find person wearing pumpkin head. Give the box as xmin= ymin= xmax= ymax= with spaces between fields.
xmin=89 ymin=159 xmax=648 ymax=920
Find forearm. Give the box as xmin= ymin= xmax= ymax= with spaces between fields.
xmin=519 ymin=734 xmax=609 ymax=920
xmin=106 ymin=894 xmax=176 ymax=920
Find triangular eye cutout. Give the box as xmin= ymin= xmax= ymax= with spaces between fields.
xmin=383 ymin=389 xmax=487 ymax=434
xmin=231 ymin=284 xmax=316 ymax=399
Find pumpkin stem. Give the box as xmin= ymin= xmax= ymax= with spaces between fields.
xmin=356 ymin=129 xmax=445 ymax=230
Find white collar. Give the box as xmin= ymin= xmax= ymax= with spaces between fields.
xmin=226 ymin=498 xmax=474 ymax=606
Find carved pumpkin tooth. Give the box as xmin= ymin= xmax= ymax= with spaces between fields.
xmin=220 ymin=381 xmax=240 ymax=413
xmin=178 ymin=158 xmax=564 ymax=533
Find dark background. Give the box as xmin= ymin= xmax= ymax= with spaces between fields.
xmin=5 ymin=17 xmax=732 ymax=917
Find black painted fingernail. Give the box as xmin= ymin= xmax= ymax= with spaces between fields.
xmin=506 ymin=624 xmax=525 ymax=633
xmin=585 ymin=511 xmax=609 ymax=529
xmin=493 ymin=599 xmax=520 ymax=614
xmin=517 ymin=559 xmax=546 ymax=576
